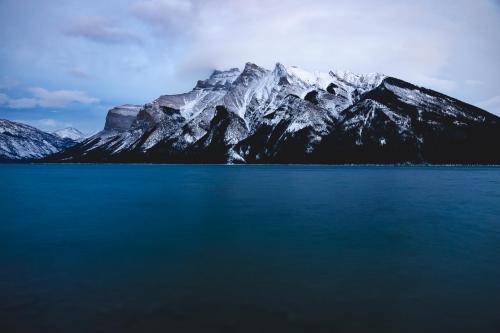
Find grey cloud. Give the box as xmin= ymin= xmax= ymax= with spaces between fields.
xmin=152 ymin=0 xmax=499 ymax=103
xmin=0 ymin=87 xmax=99 ymax=109
xmin=176 ymin=0 xmax=455 ymax=75
xmin=126 ymin=0 xmax=500 ymax=114
xmin=465 ymin=80 xmax=484 ymax=87
xmin=131 ymin=0 xmax=193 ymax=29
xmin=14 ymin=118 xmax=73 ymax=131
xmin=65 ymin=16 xmax=143 ymax=44
xmin=130 ymin=0 xmax=196 ymax=43
xmin=67 ymin=68 xmax=93 ymax=80
xmin=415 ymin=76 xmax=458 ymax=94
xmin=479 ymin=95 xmax=500 ymax=115
xmin=0 ymin=93 xmax=10 ymax=104
xmin=6 ymin=97 xmax=38 ymax=109
xmin=0 ymin=76 xmax=19 ymax=90
xmin=1 ymin=0 xmax=500 ymax=131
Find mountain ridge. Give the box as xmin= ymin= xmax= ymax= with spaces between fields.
xmin=0 ymin=119 xmax=80 ymax=161
xmin=43 ymin=62 xmax=500 ymax=164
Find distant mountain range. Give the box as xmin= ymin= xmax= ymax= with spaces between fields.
xmin=52 ymin=127 xmax=86 ymax=142
xmin=0 ymin=120 xmax=83 ymax=161
xmin=3 ymin=62 xmax=500 ymax=163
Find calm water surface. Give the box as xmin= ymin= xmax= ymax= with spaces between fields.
xmin=1 ymin=165 xmax=500 ymax=332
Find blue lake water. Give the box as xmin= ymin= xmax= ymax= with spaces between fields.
xmin=1 ymin=164 xmax=500 ymax=332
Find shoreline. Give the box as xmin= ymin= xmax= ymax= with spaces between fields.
xmin=2 ymin=162 xmax=500 ymax=167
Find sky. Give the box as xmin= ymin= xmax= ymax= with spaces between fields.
xmin=0 ymin=0 xmax=499 ymax=133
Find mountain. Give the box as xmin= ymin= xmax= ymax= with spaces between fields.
xmin=49 ymin=63 xmax=500 ymax=164
xmin=0 ymin=119 xmax=79 ymax=161
xmin=53 ymin=127 xmax=86 ymax=142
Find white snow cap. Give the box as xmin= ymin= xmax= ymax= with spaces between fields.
xmin=53 ymin=127 xmax=86 ymax=141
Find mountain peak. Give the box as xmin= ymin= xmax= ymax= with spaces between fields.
xmin=330 ymin=70 xmax=385 ymax=88
xmin=210 ymin=67 xmax=240 ymax=78
xmin=1 ymin=119 xmax=77 ymax=160
xmin=46 ymin=62 xmax=500 ymax=164
xmin=273 ymin=62 xmax=288 ymax=77
xmin=53 ymin=127 xmax=86 ymax=141
xmin=243 ymin=62 xmax=264 ymax=72
xmin=195 ymin=67 xmax=241 ymax=90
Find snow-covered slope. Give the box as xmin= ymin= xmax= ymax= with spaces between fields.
xmin=53 ymin=127 xmax=86 ymax=142
xmin=0 ymin=119 xmax=77 ymax=161
xmin=50 ymin=63 xmax=500 ymax=164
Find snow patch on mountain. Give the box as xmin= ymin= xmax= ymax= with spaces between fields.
xmin=50 ymin=62 xmax=500 ymax=164
xmin=53 ymin=127 xmax=86 ymax=141
xmin=0 ymin=119 xmax=76 ymax=160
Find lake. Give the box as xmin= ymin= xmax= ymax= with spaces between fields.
xmin=1 ymin=165 xmax=500 ymax=332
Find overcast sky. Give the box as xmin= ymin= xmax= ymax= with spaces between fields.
xmin=0 ymin=0 xmax=499 ymax=133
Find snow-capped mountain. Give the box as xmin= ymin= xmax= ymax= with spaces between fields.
xmin=0 ymin=119 xmax=78 ymax=161
xmin=49 ymin=63 xmax=500 ymax=164
xmin=53 ymin=127 xmax=86 ymax=142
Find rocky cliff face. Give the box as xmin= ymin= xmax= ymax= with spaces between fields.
xmin=104 ymin=105 xmax=142 ymax=132
xmin=49 ymin=63 xmax=500 ymax=164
